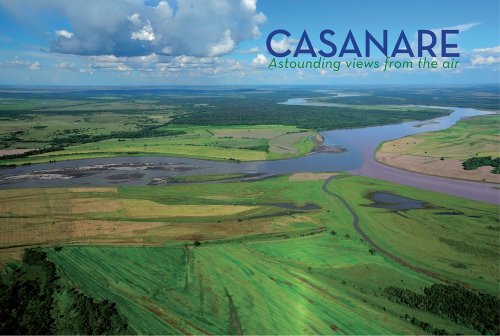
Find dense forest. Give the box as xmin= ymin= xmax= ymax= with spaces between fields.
xmin=0 ymin=248 xmax=129 ymax=335
xmin=170 ymin=104 xmax=449 ymax=130
xmin=385 ymin=284 xmax=500 ymax=334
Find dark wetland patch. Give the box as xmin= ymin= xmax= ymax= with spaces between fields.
xmin=439 ymin=237 xmax=499 ymax=258
xmin=367 ymin=191 xmax=427 ymax=211
xmin=449 ymin=262 xmax=468 ymax=269
xmin=435 ymin=210 xmax=464 ymax=216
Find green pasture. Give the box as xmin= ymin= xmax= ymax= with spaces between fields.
xmin=0 ymin=174 xmax=487 ymax=334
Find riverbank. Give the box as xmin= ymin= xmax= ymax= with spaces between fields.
xmin=375 ymin=114 xmax=499 ymax=183
xmin=375 ymin=153 xmax=499 ymax=183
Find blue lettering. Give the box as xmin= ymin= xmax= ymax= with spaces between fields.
xmin=417 ymin=30 xmax=437 ymax=57
xmin=293 ymin=30 xmax=317 ymax=57
xmin=441 ymin=29 xmax=459 ymax=57
xmin=319 ymin=29 xmax=337 ymax=57
xmin=266 ymin=29 xmax=291 ymax=57
xmin=391 ymin=30 xmax=414 ymax=57
xmin=339 ymin=30 xmax=361 ymax=57
xmin=365 ymin=30 xmax=388 ymax=57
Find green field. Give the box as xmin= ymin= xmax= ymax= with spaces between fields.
xmin=1 ymin=174 xmax=497 ymax=334
xmin=1 ymin=125 xmax=317 ymax=164
xmin=0 ymin=88 xmax=452 ymax=165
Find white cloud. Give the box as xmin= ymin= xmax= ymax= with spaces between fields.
xmin=128 ymin=13 xmax=141 ymax=26
xmin=471 ymin=56 xmax=500 ymax=66
xmin=152 ymin=55 xmax=245 ymax=78
xmin=235 ymin=46 xmax=259 ymax=54
xmin=241 ymin=0 xmax=257 ymax=12
xmin=208 ymin=29 xmax=235 ymax=56
xmin=469 ymin=45 xmax=500 ymax=68
xmin=128 ymin=13 xmax=155 ymax=42
xmin=472 ymin=46 xmax=500 ymax=53
xmin=131 ymin=21 xmax=155 ymax=42
xmin=252 ymin=53 xmax=268 ymax=67
xmin=79 ymin=68 xmax=94 ymax=74
xmin=439 ymin=22 xmax=481 ymax=32
xmin=0 ymin=0 xmax=266 ymax=58
xmin=55 ymin=30 xmax=73 ymax=39
xmin=0 ymin=56 xmax=40 ymax=70
xmin=270 ymin=37 xmax=299 ymax=54
xmin=56 ymin=61 xmax=75 ymax=69
xmin=87 ymin=55 xmax=132 ymax=71
xmin=69 ymin=52 xmax=251 ymax=79
xmin=78 ymin=53 xmax=245 ymax=78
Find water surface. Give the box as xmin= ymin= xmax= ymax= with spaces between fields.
xmin=368 ymin=192 xmax=427 ymax=211
xmin=0 ymin=106 xmax=497 ymax=204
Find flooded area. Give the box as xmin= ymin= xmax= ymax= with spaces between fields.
xmin=367 ymin=192 xmax=427 ymax=211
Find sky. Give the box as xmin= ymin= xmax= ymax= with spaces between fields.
xmin=0 ymin=0 xmax=498 ymax=86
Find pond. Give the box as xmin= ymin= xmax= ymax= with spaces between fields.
xmin=367 ymin=192 xmax=427 ymax=211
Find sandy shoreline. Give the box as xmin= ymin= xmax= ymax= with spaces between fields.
xmin=375 ymin=152 xmax=500 ymax=183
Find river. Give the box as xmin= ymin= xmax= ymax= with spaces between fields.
xmin=0 ymin=103 xmax=498 ymax=204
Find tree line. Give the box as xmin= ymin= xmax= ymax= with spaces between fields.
xmin=0 ymin=248 xmax=129 ymax=335
xmin=384 ymin=284 xmax=499 ymax=334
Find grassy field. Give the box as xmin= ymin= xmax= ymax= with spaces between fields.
xmin=2 ymin=125 xmax=317 ymax=164
xmin=376 ymin=114 xmax=500 ymax=182
xmin=327 ymin=175 xmax=499 ymax=293
xmin=1 ymin=118 xmax=318 ymax=164
xmin=0 ymin=98 xmax=175 ymax=150
xmin=0 ymin=93 xmax=320 ymax=163
xmin=0 ymin=88 xmax=454 ymax=165
xmin=1 ymin=174 xmax=497 ymax=334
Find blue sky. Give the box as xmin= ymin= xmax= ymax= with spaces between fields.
xmin=0 ymin=0 xmax=498 ymax=85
